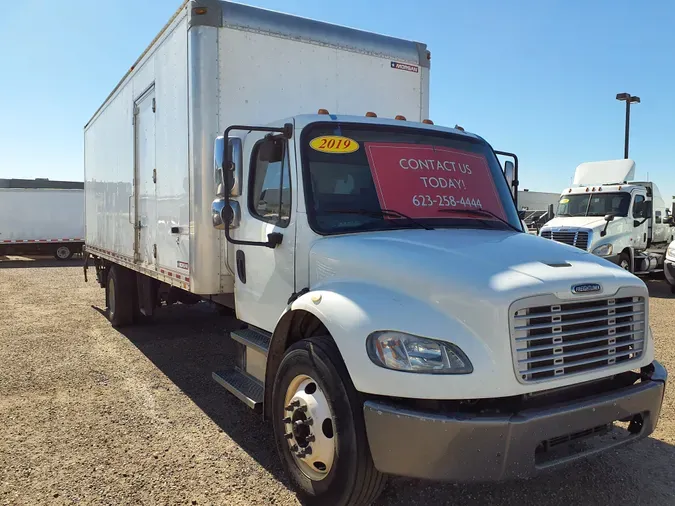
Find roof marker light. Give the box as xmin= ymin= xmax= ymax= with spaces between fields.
xmin=422 ymin=119 xmax=434 ymax=124
xmin=455 ymin=124 xmax=465 ymax=131
xmin=318 ymin=109 xmax=330 ymax=115
xmin=395 ymin=115 xmax=407 ymax=121
xmin=365 ymin=111 xmax=377 ymax=117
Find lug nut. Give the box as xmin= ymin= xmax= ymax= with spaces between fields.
xmin=296 ymin=405 xmax=307 ymax=413
xmin=282 ymin=417 xmax=291 ymax=424
xmin=306 ymin=434 xmax=315 ymax=442
xmin=284 ymin=432 xmax=293 ymax=440
xmin=285 ymin=400 xmax=300 ymax=411
xmin=303 ymin=446 xmax=313 ymax=456
xmin=290 ymin=444 xmax=298 ymax=452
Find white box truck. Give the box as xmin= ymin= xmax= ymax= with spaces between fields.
xmin=83 ymin=2 xmax=667 ymax=504
xmin=539 ymin=159 xmax=675 ymax=275
xmin=0 ymin=186 xmax=84 ymax=260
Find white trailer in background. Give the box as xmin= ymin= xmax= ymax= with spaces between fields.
xmin=0 ymin=187 xmax=84 ymax=259
xmin=83 ymin=2 xmax=666 ymax=505
xmin=539 ymin=159 xmax=675 ymax=275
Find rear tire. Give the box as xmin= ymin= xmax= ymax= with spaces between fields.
xmin=271 ymin=336 xmax=386 ymax=506
xmin=106 ymin=265 xmax=134 ymax=328
xmin=54 ymin=245 xmax=73 ymax=260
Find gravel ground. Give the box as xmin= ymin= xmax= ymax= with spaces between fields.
xmin=1 ymin=257 xmax=674 ymax=505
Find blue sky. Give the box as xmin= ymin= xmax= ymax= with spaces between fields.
xmin=0 ymin=0 xmax=673 ymax=202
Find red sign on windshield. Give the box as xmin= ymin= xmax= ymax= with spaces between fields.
xmin=364 ymin=143 xmax=506 ymax=220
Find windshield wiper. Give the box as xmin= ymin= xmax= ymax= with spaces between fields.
xmin=322 ymin=208 xmax=433 ymax=230
xmin=437 ymin=208 xmax=521 ymax=232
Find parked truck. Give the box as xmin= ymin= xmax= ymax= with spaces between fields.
xmin=666 ymin=239 xmax=675 ymax=293
xmin=539 ymin=159 xmax=675 ymax=275
xmin=83 ymin=2 xmax=667 ymax=505
xmin=0 ymin=183 xmax=84 ymax=260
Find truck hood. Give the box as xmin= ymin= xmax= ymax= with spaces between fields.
xmin=542 ymin=216 xmax=609 ymax=230
xmin=309 ymin=228 xmax=643 ymax=306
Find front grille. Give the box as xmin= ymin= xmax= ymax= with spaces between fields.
xmin=511 ymin=294 xmax=646 ymax=383
xmin=540 ymin=230 xmax=589 ymax=250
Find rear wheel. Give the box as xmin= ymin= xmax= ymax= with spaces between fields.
xmin=54 ymin=245 xmax=73 ymax=260
xmin=106 ymin=265 xmax=134 ymax=327
xmin=271 ymin=336 xmax=386 ymax=506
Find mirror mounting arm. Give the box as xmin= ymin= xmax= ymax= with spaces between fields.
xmin=221 ymin=123 xmax=293 ymax=249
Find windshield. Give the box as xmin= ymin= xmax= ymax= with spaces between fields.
xmin=300 ymin=123 xmax=521 ymax=234
xmin=557 ymin=192 xmax=631 ymax=217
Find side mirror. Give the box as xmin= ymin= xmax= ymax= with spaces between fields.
xmin=211 ymin=198 xmax=241 ymax=230
xmin=601 ymin=213 xmax=614 ymax=237
xmin=664 ymin=216 xmax=673 ymax=225
xmin=214 ymin=136 xmax=243 ymax=197
xmin=504 ymin=160 xmax=515 ymax=197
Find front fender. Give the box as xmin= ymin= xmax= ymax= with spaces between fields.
xmin=287 ymin=281 xmax=496 ymax=400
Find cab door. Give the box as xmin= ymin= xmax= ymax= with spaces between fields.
xmin=632 ymin=192 xmax=649 ymax=250
xmin=229 ymin=129 xmax=296 ymax=332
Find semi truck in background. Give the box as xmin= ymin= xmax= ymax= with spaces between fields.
xmin=666 ymin=240 xmax=675 ymax=293
xmin=539 ymin=159 xmax=675 ymax=275
xmin=0 ymin=179 xmax=84 ymax=260
xmin=82 ymin=2 xmax=667 ymax=505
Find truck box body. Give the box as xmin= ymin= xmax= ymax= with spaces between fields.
xmin=0 ymin=188 xmax=84 ymax=255
xmin=84 ymin=0 xmax=430 ymax=295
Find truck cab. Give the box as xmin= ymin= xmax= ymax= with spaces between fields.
xmin=539 ymin=159 xmax=674 ymax=273
xmin=209 ymin=115 xmax=666 ymax=503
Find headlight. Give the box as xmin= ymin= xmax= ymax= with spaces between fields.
xmin=366 ymin=331 xmax=473 ymax=374
xmin=667 ymin=246 xmax=675 ymax=261
xmin=592 ymin=244 xmax=613 ymax=256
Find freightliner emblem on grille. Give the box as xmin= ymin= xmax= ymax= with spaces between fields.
xmin=571 ymin=283 xmax=602 ymax=294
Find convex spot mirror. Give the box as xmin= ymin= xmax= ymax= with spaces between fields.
xmin=211 ymin=198 xmax=241 ymax=230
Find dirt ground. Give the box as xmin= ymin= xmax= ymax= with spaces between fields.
xmin=1 ymin=257 xmax=674 ymax=506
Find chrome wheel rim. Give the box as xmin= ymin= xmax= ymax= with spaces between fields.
xmin=282 ymin=374 xmax=336 ymax=481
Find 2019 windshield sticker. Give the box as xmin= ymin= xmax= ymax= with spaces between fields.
xmin=364 ymin=143 xmax=506 ymax=220
xmin=310 ymin=136 xmax=360 ymax=154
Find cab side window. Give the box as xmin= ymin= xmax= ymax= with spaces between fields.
xmin=655 ymin=210 xmax=662 ymax=224
xmin=633 ymin=195 xmax=647 ymax=219
xmin=249 ymin=140 xmax=291 ymax=227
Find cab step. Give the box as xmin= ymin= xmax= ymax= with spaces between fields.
xmin=231 ymin=327 xmax=271 ymax=355
xmin=212 ymin=368 xmax=263 ymax=413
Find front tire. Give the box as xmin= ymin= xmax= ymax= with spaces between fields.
xmin=271 ymin=337 xmax=386 ymax=506
xmin=619 ymin=251 xmax=632 ymax=272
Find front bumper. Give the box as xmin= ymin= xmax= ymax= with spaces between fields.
xmin=363 ymin=360 xmax=667 ymax=482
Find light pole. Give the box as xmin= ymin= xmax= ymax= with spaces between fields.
xmin=616 ymin=92 xmax=640 ymax=159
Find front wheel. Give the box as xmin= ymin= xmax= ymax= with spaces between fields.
xmin=271 ymin=337 xmax=386 ymax=506
xmin=619 ymin=252 xmax=632 ymax=272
